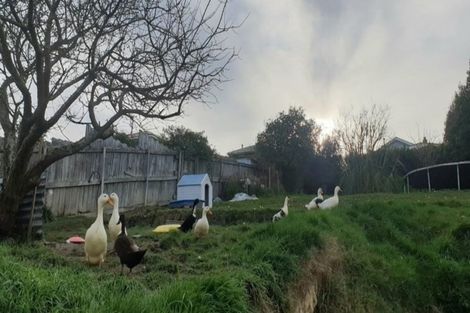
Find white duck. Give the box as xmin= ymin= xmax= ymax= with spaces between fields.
xmin=193 ymin=206 xmax=213 ymax=238
xmin=305 ymin=188 xmax=324 ymax=210
xmin=272 ymin=196 xmax=289 ymax=222
xmin=318 ymin=186 xmax=342 ymax=210
xmin=108 ymin=193 xmax=126 ymax=241
xmin=85 ymin=193 xmax=113 ymax=265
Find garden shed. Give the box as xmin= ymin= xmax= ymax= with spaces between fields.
xmin=177 ymin=174 xmax=213 ymax=207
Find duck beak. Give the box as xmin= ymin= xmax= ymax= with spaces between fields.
xmin=107 ymin=198 xmax=114 ymax=206
xmin=207 ymin=209 xmax=213 ymax=216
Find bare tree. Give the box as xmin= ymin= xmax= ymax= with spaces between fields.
xmin=335 ymin=104 xmax=390 ymax=155
xmin=0 ymin=0 xmax=236 ymax=236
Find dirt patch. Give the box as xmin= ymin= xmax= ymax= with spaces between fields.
xmin=288 ymin=238 xmax=343 ymax=313
xmin=43 ymin=241 xmax=154 ymax=275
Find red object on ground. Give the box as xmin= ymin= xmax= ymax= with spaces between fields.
xmin=66 ymin=235 xmax=85 ymax=244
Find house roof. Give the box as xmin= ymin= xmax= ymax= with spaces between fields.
xmin=386 ymin=137 xmax=414 ymax=147
xmin=227 ymin=145 xmax=255 ymax=157
xmin=177 ymin=174 xmax=209 ymax=186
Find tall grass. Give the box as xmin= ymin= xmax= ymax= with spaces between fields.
xmin=341 ymin=150 xmax=407 ymax=194
xmin=341 ymin=145 xmax=445 ymax=194
xmin=2 ymin=192 xmax=470 ymax=312
xmin=313 ymin=192 xmax=470 ymax=313
xmin=1 ymin=205 xmax=325 ymax=313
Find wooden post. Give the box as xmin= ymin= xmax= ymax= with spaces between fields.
xmin=178 ymin=151 xmax=183 ymax=179
xmin=144 ymin=150 xmax=150 ymax=206
xmin=457 ymin=164 xmax=461 ymax=191
xmin=100 ymin=147 xmax=106 ymax=194
xmin=268 ymin=167 xmax=271 ymax=189
xmin=27 ymin=186 xmax=38 ymax=243
xmin=219 ymin=159 xmax=223 ymax=181
xmin=276 ymin=170 xmax=280 ymax=192
xmin=176 ymin=151 xmax=183 ymax=198
xmin=427 ymin=168 xmax=431 ymax=192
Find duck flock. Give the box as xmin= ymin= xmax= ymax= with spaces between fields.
xmin=83 ymin=186 xmax=341 ymax=272
xmin=83 ymin=194 xmax=213 ymax=272
xmin=272 ymin=185 xmax=342 ymax=222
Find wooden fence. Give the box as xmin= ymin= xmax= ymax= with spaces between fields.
xmin=44 ymin=148 xmax=272 ymax=216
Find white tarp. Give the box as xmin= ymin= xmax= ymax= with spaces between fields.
xmin=229 ymin=193 xmax=258 ymax=202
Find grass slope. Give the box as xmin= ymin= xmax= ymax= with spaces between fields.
xmin=1 ymin=192 xmax=470 ymax=312
xmin=315 ymin=192 xmax=470 ymax=313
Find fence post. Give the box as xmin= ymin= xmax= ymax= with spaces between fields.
xmin=457 ymin=164 xmax=461 ymax=191
xmin=276 ymin=170 xmax=280 ymax=192
xmin=144 ymin=149 xmax=150 ymax=206
xmin=100 ymin=147 xmax=106 ymax=194
xmin=406 ymin=175 xmax=410 ymax=193
xmin=268 ymin=167 xmax=271 ymax=189
xmin=427 ymin=168 xmax=431 ymax=192
xmin=178 ymin=151 xmax=183 ymax=179
xmin=27 ymin=186 xmax=38 ymax=243
xmin=176 ymin=151 xmax=183 ymax=198
xmin=219 ymin=159 xmax=223 ymax=180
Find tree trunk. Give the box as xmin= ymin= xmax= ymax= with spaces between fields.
xmin=0 ymin=185 xmax=24 ymax=237
xmin=0 ymin=131 xmax=36 ymax=238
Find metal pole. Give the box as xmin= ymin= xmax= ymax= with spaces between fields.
xmin=427 ymin=168 xmax=431 ymax=192
xmin=406 ymin=176 xmax=410 ymax=193
xmin=100 ymin=147 xmax=106 ymax=194
xmin=457 ymin=164 xmax=461 ymax=191
xmin=144 ymin=150 xmax=150 ymax=206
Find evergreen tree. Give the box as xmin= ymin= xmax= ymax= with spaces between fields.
xmin=256 ymin=107 xmax=321 ymax=192
xmin=444 ymin=62 xmax=470 ymax=161
xmin=160 ymin=126 xmax=215 ymax=161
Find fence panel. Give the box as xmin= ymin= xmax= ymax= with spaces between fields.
xmin=40 ymin=148 xmax=267 ymax=215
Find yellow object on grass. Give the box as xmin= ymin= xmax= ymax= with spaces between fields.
xmin=152 ymin=224 xmax=180 ymax=234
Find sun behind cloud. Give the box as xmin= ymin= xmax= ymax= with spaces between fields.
xmin=317 ymin=118 xmax=336 ymax=141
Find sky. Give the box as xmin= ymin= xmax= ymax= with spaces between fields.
xmin=53 ymin=0 xmax=470 ymax=155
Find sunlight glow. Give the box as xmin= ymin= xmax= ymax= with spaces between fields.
xmin=317 ymin=118 xmax=336 ymax=141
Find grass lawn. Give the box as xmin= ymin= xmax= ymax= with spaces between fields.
xmin=1 ymin=191 xmax=470 ymax=312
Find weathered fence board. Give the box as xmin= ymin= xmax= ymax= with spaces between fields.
xmin=42 ymin=148 xmax=268 ymax=216
xmin=0 ymin=133 xmax=276 ymax=217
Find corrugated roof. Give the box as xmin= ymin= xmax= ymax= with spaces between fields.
xmin=177 ymin=174 xmax=209 ymax=186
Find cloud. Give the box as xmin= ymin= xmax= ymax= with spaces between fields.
xmin=50 ymin=0 xmax=470 ymax=154
xmin=181 ymin=0 xmax=470 ymax=154
xmin=181 ymin=0 xmax=322 ymax=153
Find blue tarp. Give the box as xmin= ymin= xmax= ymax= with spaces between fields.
xmin=169 ymin=199 xmax=195 ymax=208
xmin=169 ymin=199 xmax=205 ymax=208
